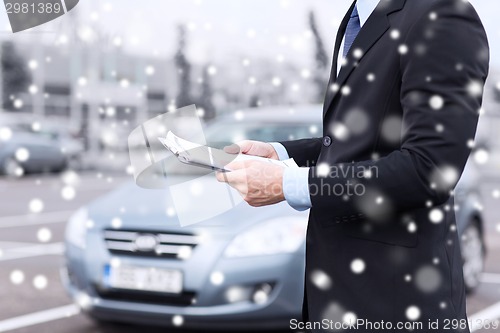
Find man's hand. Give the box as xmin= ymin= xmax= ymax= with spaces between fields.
xmin=216 ymin=160 xmax=285 ymax=207
xmin=224 ymin=140 xmax=280 ymax=160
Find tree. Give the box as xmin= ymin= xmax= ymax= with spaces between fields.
xmin=1 ymin=41 xmax=31 ymax=110
xmin=174 ymin=24 xmax=192 ymax=108
xmin=309 ymin=11 xmax=329 ymax=102
xmin=198 ymin=64 xmax=216 ymax=120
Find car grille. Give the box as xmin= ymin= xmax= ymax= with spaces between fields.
xmin=103 ymin=229 xmax=199 ymax=259
xmin=95 ymin=285 xmax=196 ymax=306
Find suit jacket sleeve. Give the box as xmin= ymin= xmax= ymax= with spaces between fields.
xmin=307 ymin=1 xmax=489 ymax=219
xmin=279 ymin=138 xmax=323 ymax=167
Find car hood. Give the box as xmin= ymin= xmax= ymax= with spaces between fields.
xmin=87 ymin=178 xmax=308 ymax=237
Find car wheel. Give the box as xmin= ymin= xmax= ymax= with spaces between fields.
xmin=461 ymin=220 xmax=485 ymax=293
xmin=2 ymin=156 xmax=23 ymax=177
xmin=67 ymin=155 xmax=83 ymax=171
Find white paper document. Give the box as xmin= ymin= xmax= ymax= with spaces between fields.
xmin=158 ymin=131 xmax=298 ymax=171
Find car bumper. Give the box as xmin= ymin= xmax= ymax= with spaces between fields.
xmin=62 ymin=243 xmax=305 ymax=330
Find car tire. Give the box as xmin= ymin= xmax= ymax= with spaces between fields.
xmin=461 ymin=220 xmax=485 ymax=294
xmin=67 ymin=155 xmax=83 ymax=171
xmin=2 ymin=156 xmax=23 ymax=177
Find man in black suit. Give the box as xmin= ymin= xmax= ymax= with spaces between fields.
xmin=217 ymin=0 xmax=489 ymax=331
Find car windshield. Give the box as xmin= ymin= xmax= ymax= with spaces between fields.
xmin=158 ymin=120 xmax=321 ymax=176
xmin=204 ymin=120 xmax=321 ymax=147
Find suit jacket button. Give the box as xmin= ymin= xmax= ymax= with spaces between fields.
xmin=323 ymin=136 xmax=332 ymax=147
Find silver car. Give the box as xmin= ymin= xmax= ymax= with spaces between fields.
xmin=63 ymin=105 xmax=485 ymax=330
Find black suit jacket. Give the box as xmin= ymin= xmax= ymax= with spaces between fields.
xmin=280 ymin=0 xmax=489 ymax=331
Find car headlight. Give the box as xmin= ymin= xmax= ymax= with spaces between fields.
xmin=224 ymin=217 xmax=307 ymax=258
xmin=65 ymin=208 xmax=88 ymax=249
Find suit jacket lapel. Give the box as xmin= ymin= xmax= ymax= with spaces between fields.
xmin=323 ymin=0 xmax=407 ymax=115
xmin=323 ymin=1 xmax=355 ymax=115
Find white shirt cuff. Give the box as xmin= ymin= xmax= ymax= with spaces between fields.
xmin=269 ymin=142 xmax=290 ymax=161
xmin=283 ymin=167 xmax=312 ymax=211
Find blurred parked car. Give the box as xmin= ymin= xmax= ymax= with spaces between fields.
xmin=63 ymin=105 xmax=486 ymax=330
xmin=32 ymin=123 xmax=84 ymax=169
xmin=0 ymin=131 xmax=68 ymax=176
xmin=0 ymin=113 xmax=84 ymax=176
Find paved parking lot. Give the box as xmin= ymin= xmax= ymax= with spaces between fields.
xmin=0 ymin=172 xmax=499 ymax=333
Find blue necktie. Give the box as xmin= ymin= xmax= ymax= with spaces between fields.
xmin=343 ymin=5 xmax=361 ymax=58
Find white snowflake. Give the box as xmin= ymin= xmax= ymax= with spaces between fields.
xmin=429 ymin=95 xmax=444 ymax=110
xmin=467 ymin=80 xmax=483 ymax=97
xmin=353 ymin=48 xmax=363 ymax=59
xmin=207 ymin=65 xmax=217 ymax=76
xmin=341 ymin=85 xmax=351 ymax=96
xmin=398 ymin=44 xmax=409 ymax=55
xmin=350 ymin=258 xmax=366 ymax=274
xmin=10 ymin=270 xmax=25 ymax=285
xmin=145 ymin=66 xmax=155 ymax=76
xmin=301 ymin=69 xmax=311 ymax=78
xmin=390 ymin=29 xmax=400 ymax=40
xmin=225 ymin=286 xmax=247 ymax=303
xmin=0 ymin=127 xmax=12 ymax=141
xmin=406 ymin=306 xmax=421 ymax=321
xmin=29 ymin=199 xmax=44 ymax=213
xmin=311 ymin=269 xmax=333 ymax=290
xmin=110 ymin=258 xmax=121 ymax=269
xmin=28 ymin=60 xmax=38 ymax=70
xmin=429 ymin=208 xmax=444 ymax=223
xmin=61 ymin=186 xmax=76 ymax=201
xmin=473 ymin=149 xmax=489 ymax=165
xmin=331 ymin=122 xmax=349 ymax=141
xmin=29 ymin=85 xmax=39 ymax=94
xmin=210 ymin=271 xmax=225 ymax=285
xmin=13 ymin=99 xmax=23 ymax=109
xmin=253 ymin=289 xmax=269 ymax=304
xmin=272 ymin=77 xmax=282 ymax=86
xmin=15 ymin=148 xmax=29 ymax=162
xmin=33 ymin=275 xmax=48 ymax=290
xmin=407 ymin=222 xmax=417 ymax=233
xmin=330 ymin=83 xmax=340 ymax=92
xmin=37 ymin=228 xmax=52 ymax=243
xmin=317 ymin=163 xmax=330 ymax=177
xmin=111 ymin=217 xmax=122 ymax=228
xmin=120 ymin=79 xmax=130 ymax=88
xmin=343 ymin=312 xmax=358 ymax=326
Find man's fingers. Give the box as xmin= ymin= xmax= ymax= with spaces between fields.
xmin=215 ymin=171 xmax=227 ymax=183
xmin=223 ymin=140 xmax=253 ymax=155
xmin=224 ymin=160 xmax=251 ymax=171
xmin=223 ymin=144 xmax=241 ymax=154
xmin=215 ymin=169 xmax=247 ymax=184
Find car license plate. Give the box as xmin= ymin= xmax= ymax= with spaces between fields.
xmin=104 ymin=265 xmax=182 ymax=294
